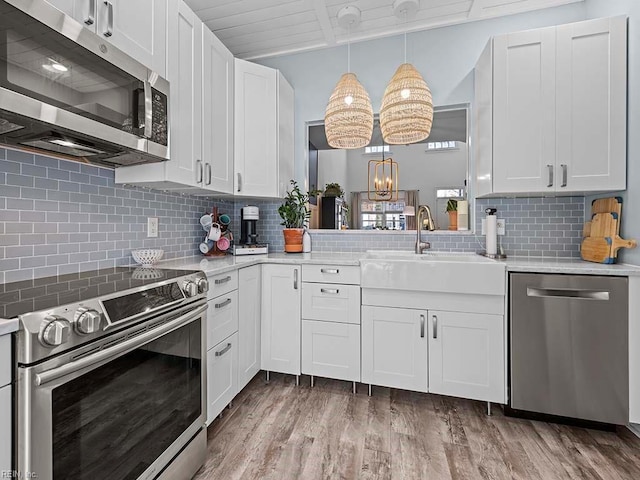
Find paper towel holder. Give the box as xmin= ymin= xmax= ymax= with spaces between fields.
xmin=477 ymin=207 xmax=507 ymax=259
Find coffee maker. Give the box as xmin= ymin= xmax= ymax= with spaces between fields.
xmin=233 ymin=205 xmax=268 ymax=255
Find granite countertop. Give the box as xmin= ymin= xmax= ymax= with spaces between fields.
xmin=157 ymin=252 xmax=640 ymax=277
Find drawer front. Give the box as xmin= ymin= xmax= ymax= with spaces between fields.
xmin=302 ymin=265 xmax=360 ymax=285
xmin=207 ymin=290 xmax=239 ymax=349
xmin=302 ymin=320 xmax=360 ymax=382
xmin=207 ymin=270 xmax=238 ymax=299
xmin=206 ymin=332 xmax=238 ymax=425
xmin=302 ymin=283 xmax=361 ymax=324
xmin=0 ymin=336 xmax=10 ymax=387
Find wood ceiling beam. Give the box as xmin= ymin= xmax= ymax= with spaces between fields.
xmin=310 ymin=0 xmax=336 ymax=46
xmin=468 ymin=0 xmax=486 ymax=19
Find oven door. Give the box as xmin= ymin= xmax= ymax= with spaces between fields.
xmin=17 ymin=302 xmax=207 ymax=480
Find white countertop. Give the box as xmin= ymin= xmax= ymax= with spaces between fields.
xmin=157 ymin=252 xmax=640 ymax=277
xmin=0 ymin=318 xmax=19 ymax=335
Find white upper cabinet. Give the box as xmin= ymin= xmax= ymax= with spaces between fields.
xmin=117 ymin=0 xmax=235 ymax=194
xmin=202 ymin=27 xmax=234 ymax=194
xmin=235 ymin=59 xmax=294 ymax=198
xmin=45 ymin=0 xmax=166 ymax=76
xmin=555 ymin=17 xmax=627 ymax=192
xmin=164 ymin=0 xmax=203 ymax=188
xmin=493 ymin=27 xmax=557 ymax=194
xmin=475 ymin=17 xmax=627 ymax=196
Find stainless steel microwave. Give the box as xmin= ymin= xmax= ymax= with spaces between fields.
xmin=0 ymin=0 xmax=169 ymax=167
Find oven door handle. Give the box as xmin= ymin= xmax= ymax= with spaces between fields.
xmin=34 ymin=304 xmax=207 ymax=387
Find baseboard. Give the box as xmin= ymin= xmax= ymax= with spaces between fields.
xmin=628 ymin=423 xmax=640 ymax=439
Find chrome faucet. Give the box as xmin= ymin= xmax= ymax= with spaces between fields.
xmin=415 ymin=205 xmax=435 ymax=254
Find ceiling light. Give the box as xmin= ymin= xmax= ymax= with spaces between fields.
xmin=51 ymin=62 xmax=68 ymax=72
xmin=324 ymin=6 xmax=373 ymax=150
xmin=380 ymin=0 xmax=433 ymax=145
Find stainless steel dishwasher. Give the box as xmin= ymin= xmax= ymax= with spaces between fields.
xmin=510 ymin=273 xmax=628 ymax=425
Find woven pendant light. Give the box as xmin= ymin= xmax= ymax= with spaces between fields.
xmin=324 ymin=6 xmax=373 ymax=150
xmin=380 ymin=0 xmax=433 ymax=145
xmin=380 ymin=63 xmax=433 ymax=145
xmin=325 ymin=73 xmax=373 ymax=149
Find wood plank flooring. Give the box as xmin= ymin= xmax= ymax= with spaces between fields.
xmin=194 ymin=373 xmax=640 ymax=480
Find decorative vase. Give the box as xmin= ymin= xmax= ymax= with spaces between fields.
xmin=283 ymin=228 xmax=304 ymax=253
xmin=448 ymin=211 xmax=458 ymax=231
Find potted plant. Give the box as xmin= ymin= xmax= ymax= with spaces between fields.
xmin=446 ymin=199 xmax=458 ymax=231
xmin=323 ymin=182 xmax=344 ymax=198
xmin=278 ymin=180 xmax=311 ymax=253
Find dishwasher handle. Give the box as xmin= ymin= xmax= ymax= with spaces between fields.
xmin=526 ymin=287 xmax=610 ymax=301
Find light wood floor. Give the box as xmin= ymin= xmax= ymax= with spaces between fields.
xmin=194 ymin=373 xmax=640 ymax=480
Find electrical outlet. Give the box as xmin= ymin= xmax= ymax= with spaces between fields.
xmin=497 ymin=218 xmax=506 ymax=236
xmin=147 ymin=217 xmax=159 ymax=238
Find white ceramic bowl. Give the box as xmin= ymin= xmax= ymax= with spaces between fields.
xmin=131 ymin=249 xmax=164 ymax=266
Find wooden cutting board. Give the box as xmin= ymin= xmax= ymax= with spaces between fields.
xmin=592 ymin=197 xmax=623 ymax=234
xmin=590 ymin=212 xmax=618 ymax=238
xmin=611 ymin=236 xmax=638 ymax=257
xmin=581 ymin=237 xmax=615 ymax=264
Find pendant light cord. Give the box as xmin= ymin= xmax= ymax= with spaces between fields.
xmin=347 ymin=23 xmax=351 ymax=72
xmin=403 ymin=9 xmax=408 ymax=64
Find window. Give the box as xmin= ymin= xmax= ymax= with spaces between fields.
xmin=365 ymin=145 xmax=391 ymax=154
xmin=360 ymin=192 xmax=408 ymax=230
xmin=436 ymin=188 xmax=465 ymax=198
xmin=426 ymin=141 xmax=457 ymax=150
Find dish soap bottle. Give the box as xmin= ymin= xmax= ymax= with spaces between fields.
xmin=302 ymin=228 xmax=311 ymax=253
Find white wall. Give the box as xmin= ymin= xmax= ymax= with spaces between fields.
xmin=317 ymin=149 xmax=348 ymax=198
xmin=584 ymin=0 xmax=640 ymax=266
xmin=257 ymin=3 xmax=587 ymax=189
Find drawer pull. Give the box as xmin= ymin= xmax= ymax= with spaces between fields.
xmin=320 ymin=288 xmax=339 ymax=295
xmin=432 ymin=315 xmax=438 ymax=339
xmin=214 ymin=276 xmax=232 ymax=285
xmin=215 ymin=343 xmax=232 ymax=357
xmin=420 ymin=314 xmax=425 ymax=338
xmin=320 ymin=268 xmax=340 ymax=274
xmin=215 ymin=298 xmax=232 ymax=309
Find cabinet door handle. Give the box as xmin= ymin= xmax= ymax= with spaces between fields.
xmin=214 ymin=275 xmax=231 ymax=285
xmin=214 ymin=298 xmax=232 ymax=309
xmin=432 ymin=315 xmax=438 ymax=339
xmin=420 ymin=314 xmax=425 ymax=338
xmin=237 ymin=173 xmax=242 ymax=192
xmin=103 ymin=1 xmax=113 ymax=37
xmin=195 ymin=160 xmax=203 ymax=183
xmin=294 ymin=269 xmax=298 ymax=290
xmin=215 ymin=343 xmax=232 ymax=357
xmin=561 ymin=164 xmax=567 ymax=187
xmin=205 ymin=163 xmax=212 ymax=185
xmin=85 ymin=0 xmax=95 ymax=25
xmin=320 ymin=288 xmax=339 ymax=295
xmin=547 ymin=164 xmax=554 ymax=188
xmin=320 ymin=268 xmax=339 ymax=274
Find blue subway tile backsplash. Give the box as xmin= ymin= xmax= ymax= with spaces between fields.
xmin=0 ymin=145 xmax=585 ymax=283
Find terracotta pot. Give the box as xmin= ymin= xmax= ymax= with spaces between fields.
xmin=283 ymin=228 xmax=304 ymax=253
xmin=448 ymin=210 xmax=458 ymax=231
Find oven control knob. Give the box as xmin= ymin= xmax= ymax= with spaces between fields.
xmin=40 ymin=316 xmax=71 ymax=347
xmin=74 ymin=308 xmax=102 ymax=335
xmin=197 ymin=277 xmax=209 ymax=294
xmin=183 ymin=280 xmax=198 ymax=297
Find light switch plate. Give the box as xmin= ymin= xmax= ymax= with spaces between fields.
xmin=147 ymin=217 xmax=159 ymax=238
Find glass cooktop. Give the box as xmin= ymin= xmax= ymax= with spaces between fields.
xmin=0 ymin=267 xmax=199 ymax=319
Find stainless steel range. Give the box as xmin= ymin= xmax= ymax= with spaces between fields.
xmin=4 ymin=267 xmax=209 ymax=480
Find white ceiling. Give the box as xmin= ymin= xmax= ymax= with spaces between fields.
xmin=185 ymin=0 xmax=584 ymax=60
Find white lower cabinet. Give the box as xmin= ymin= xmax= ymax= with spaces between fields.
xmin=0 ymin=384 xmax=10 ymax=473
xmin=207 ymin=290 xmax=238 ymax=349
xmin=238 ymin=266 xmax=261 ymax=391
xmin=207 ymin=332 xmax=238 ymax=425
xmin=261 ymin=265 xmax=301 ymax=375
xmin=302 ymin=320 xmax=360 ymax=382
xmin=361 ymin=306 xmax=428 ymax=393
xmin=428 ymin=311 xmax=505 ymax=403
